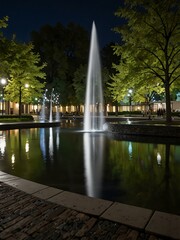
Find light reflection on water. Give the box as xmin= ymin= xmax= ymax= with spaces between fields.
xmin=83 ymin=132 xmax=104 ymax=198
xmin=0 ymin=123 xmax=180 ymax=215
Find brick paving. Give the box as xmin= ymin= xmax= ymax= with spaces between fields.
xmin=0 ymin=182 xmax=169 ymax=240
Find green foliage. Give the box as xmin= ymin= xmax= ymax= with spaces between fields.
xmin=0 ymin=17 xmax=46 ymax=115
xmin=111 ymin=0 xmax=180 ymax=122
xmin=73 ymin=64 xmax=87 ymax=104
xmin=31 ymin=22 xmax=89 ymax=106
xmin=2 ymin=41 xmax=46 ymax=114
xmin=0 ymin=16 xmax=8 ymax=29
xmin=0 ymin=114 xmax=34 ymax=122
xmin=101 ymin=43 xmax=121 ymax=106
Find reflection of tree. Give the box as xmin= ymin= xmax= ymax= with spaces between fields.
xmin=164 ymin=143 xmax=171 ymax=191
xmin=108 ymin=140 xmax=180 ymax=214
xmin=3 ymin=129 xmax=44 ymax=180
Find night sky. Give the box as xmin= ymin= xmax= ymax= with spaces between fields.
xmin=0 ymin=0 xmax=122 ymax=48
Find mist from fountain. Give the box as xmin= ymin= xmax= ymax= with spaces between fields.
xmin=84 ymin=22 xmax=105 ymax=132
xmin=49 ymin=88 xmax=54 ymax=122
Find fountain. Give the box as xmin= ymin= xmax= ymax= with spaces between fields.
xmin=40 ymin=88 xmax=60 ymax=122
xmin=49 ymin=88 xmax=54 ymax=122
xmin=84 ymin=22 xmax=105 ymax=132
xmin=40 ymin=89 xmax=48 ymax=122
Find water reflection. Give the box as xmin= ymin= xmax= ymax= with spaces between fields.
xmin=128 ymin=142 xmax=133 ymax=160
xmin=49 ymin=128 xmax=53 ymax=161
xmin=25 ymin=140 xmax=29 ymax=153
xmin=11 ymin=154 xmax=15 ymax=169
xmin=40 ymin=128 xmax=46 ymax=160
xmin=0 ymin=131 xmax=6 ymax=155
xmin=83 ymin=133 xmax=104 ymax=198
xmin=56 ymin=127 xmax=60 ymax=149
xmin=40 ymin=127 xmax=60 ymax=162
xmin=157 ymin=152 xmax=162 ymax=165
xmin=0 ymin=127 xmax=180 ymax=214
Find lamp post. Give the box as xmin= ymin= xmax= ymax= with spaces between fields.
xmin=1 ymin=78 xmax=7 ymax=115
xmin=25 ymin=83 xmax=29 ymax=114
xmin=127 ymin=89 xmax=133 ymax=115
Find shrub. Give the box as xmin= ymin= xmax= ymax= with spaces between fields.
xmin=0 ymin=114 xmax=34 ymax=122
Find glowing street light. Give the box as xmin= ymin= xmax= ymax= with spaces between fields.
xmin=1 ymin=78 xmax=7 ymax=85
xmin=127 ymin=89 xmax=133 ymax=114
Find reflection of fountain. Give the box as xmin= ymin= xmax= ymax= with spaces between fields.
xmin=40 ymin=128 xmax=46 ymax=159
xmin=49 ymin=88 xmax=54 ymax=122
xmin=83 ymin=133 xmax=104 ymax=197
xmin=56 ymin=127 xmax=60 ymax=149
xmin=49 ymin=127 xmax=53 ymax=160
xmin=55 ymin=106 xmax=60 ymax=122
xmin=40 ymin=127 xmax=60 ymax=161
xmin=0 ymin=131 xmax=6 ymax=155
xmin=84 ymin=22 xmax=104 ymax=132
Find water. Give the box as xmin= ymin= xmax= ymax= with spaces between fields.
xmin=49 ymin=88 xmax=54 ymax=122
xmin=84 ymin=22 xmax=105 ymax=131
xmin=0 ymin=120 xmax=180 ymax=215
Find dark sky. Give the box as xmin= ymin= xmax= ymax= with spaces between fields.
xmin=0 ymin=0 xmax=121 ymax=48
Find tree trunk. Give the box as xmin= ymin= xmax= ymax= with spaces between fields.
xmin=115 ymin=101 xmax=118 ymax=116
xmin=19 ymin=86 xmax=22 ymax=117
xmin=165 ymin=82 xmax=172 ymax=123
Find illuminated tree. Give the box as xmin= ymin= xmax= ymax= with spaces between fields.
xmin=4 ymin=41 xmax=46 ymax=116
xmin=111 ymin=0 xmax=180 ymax=122
xmin=0 ymin=17 xmax=46 ymax=116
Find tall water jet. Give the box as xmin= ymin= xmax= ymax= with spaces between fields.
xmin=84 ymin=22 xmax=105 ymax=131
xmin=49 ymin=88 xmax=54 ymax=122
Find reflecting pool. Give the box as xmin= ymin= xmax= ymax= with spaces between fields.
xmin=0 ymin=120 xmax=180 ymax=215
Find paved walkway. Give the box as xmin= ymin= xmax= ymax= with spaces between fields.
xmin=0 ymin=171 xmax=180 ymax=240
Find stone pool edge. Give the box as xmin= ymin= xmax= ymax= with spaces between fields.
xmin=0 ymin=171 xmax=180 ymax=239
xmin=107 ymin=123 xmax=180 ymax=138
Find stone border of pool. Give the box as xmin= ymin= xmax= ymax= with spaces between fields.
xmin=0 ymin=171 xmax=180 ymax=239
xmin=107 ymin=122 xmax=180 ymax=138
xmin=0 ymin=121 xmax=60 ymax=130
xmin=1 ymin=119 xmax=180 ymax=139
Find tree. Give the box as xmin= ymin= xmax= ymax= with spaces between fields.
xmin=31 ymin=22 xmax=89 ymax=107
xmin=0 ymin=16 xmax=46 ymax=116
xmin=73 ymin=64 xmax=87 ymax=107
xmin=0 ymin=16 xmax=8 ymax=29
xmin=4 ymin=41 xmax=46 ymax=116
xmin=101 ymin=43 xmax=120 ymax=115
xmin=111 ymin=0 xmax=180 ymax=122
